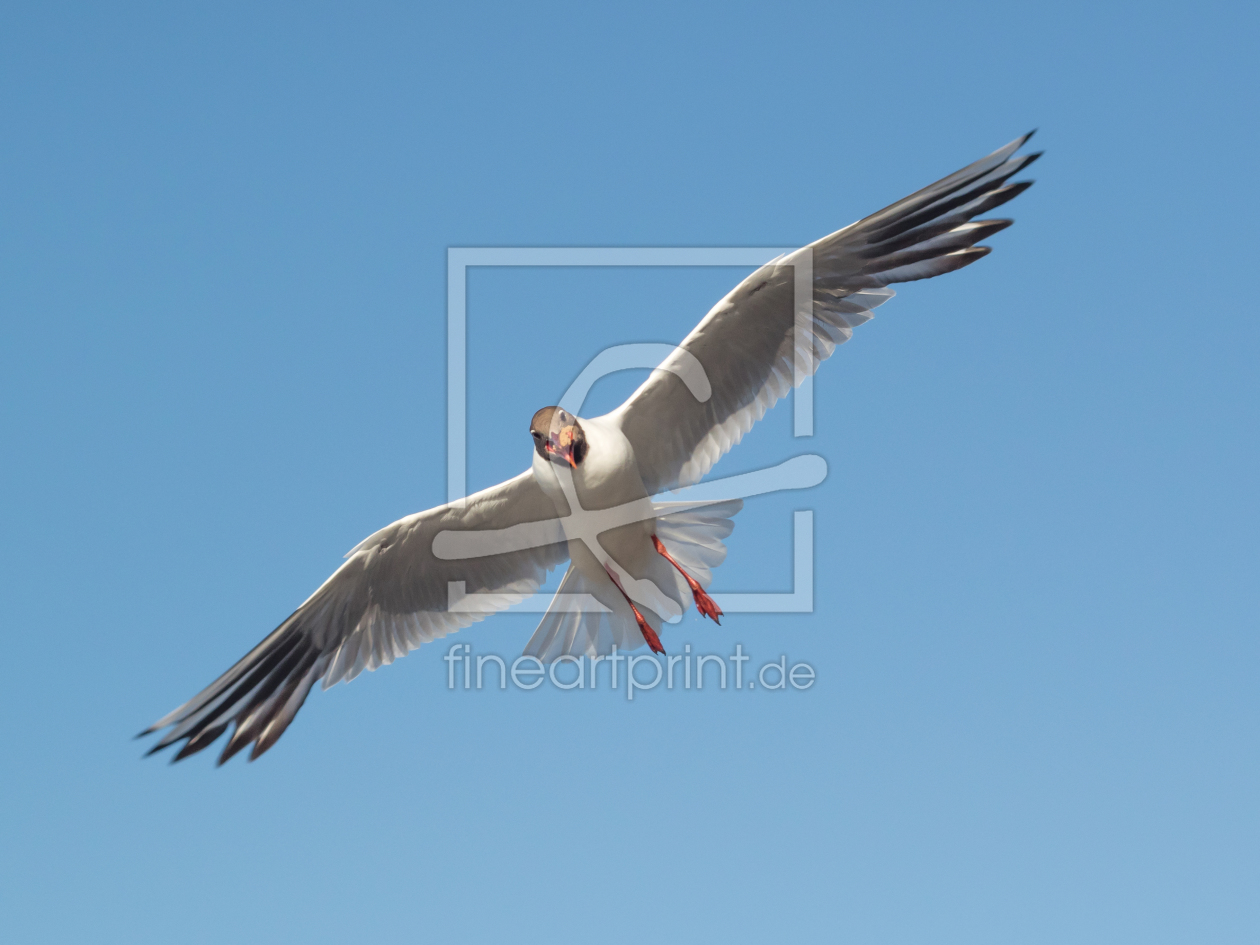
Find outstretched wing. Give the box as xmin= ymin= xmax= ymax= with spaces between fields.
xmin=140 ymin=471 xmax=568 ymax=764
xmin=615 ymin=133 xmax=1040 ymax=494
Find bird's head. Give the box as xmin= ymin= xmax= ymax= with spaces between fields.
xmin=530 ymin=406 xmax=587 ymax=468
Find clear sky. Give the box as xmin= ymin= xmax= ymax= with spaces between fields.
xmin=1 ymin=2 xmax=1256 ymax=943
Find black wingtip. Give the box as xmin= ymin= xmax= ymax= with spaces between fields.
xmin=973 ymin=218 xmax=1015 ymax=239
xmin=1010 ymin=152 xmax=1043 ymax=175
xmin=1025 ymin=128 xmax=1038 ymax=142
xmin=216 ymin=726 xmax=252 ymax=766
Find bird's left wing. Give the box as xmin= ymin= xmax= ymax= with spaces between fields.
xmin=141 ymin=470 xmax=568 ymax=764
xmin=614 ymin=133 xmax=1039 ymax=494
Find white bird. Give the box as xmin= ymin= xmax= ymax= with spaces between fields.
xmin=141 ymin=134 xmax=1040 ymax=763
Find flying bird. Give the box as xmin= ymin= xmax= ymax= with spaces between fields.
xmin=141 ymin=133 xmax=1040 ymax=763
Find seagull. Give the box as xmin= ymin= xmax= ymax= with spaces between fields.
xmin=141 ymin=133 xmax=1040 ymax=763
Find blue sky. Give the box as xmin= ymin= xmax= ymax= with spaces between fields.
xmin=1 ymin=2 xmax=1257 ymax=942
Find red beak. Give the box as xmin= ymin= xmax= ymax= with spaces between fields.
xmin=544 ymin=441 xmax=576 ymax=468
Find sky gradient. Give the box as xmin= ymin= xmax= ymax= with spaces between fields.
xmin=1 ymin=2 xmax=1257 ymax=943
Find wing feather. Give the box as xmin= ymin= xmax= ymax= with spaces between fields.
xmin=614 ymin=134 xmax=1039 ymax=493
xmin=141 ymin=471 xmax=569 ymax=763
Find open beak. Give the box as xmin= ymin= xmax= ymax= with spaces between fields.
xmin=544 ymin=425 xmax=580 ymax=468
xmin=544 ymin=440 xmax=577 ymax=468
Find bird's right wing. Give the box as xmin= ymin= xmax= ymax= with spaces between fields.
xmin=614 ymin=133 xmax=1039 ymax=494
xmin=141 ymin=470 xmax=569 ymax=764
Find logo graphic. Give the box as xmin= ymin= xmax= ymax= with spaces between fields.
xmin=445 ymin=247 xmax=826 ymax=617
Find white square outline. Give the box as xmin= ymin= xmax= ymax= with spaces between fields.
xmin=446 ymin=247 xmax=814 ymax=614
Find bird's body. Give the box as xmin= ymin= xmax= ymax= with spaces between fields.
xmin=142 ymin=133 xmax=1041 ymax=763
xmin=531 ymin=412 xmax=683 ymax=641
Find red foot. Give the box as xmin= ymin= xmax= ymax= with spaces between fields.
xmin=604 ymin=563 xmax=666 ymax=654
xmin=692 ymin=587 xmax=723 ymax=625
xmin=652 ymin=536 xmax=723 ymax=626
xmin=634 ymin=607 xmax=666 ymax=655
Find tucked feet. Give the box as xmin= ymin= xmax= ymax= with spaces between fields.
xmin=652 ymin=536 xmax=724 ymax=626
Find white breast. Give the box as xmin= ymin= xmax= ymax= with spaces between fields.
xmin=530 ymin=415 xmax=681 ymax=617
xmin=531 ymin=414 xmax=649 ymax=514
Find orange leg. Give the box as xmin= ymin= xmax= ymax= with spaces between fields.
xmin=603 ymin=565 xmax=665 ymax=654
xmin=652 ymin=536 xmax=723 ymax=625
